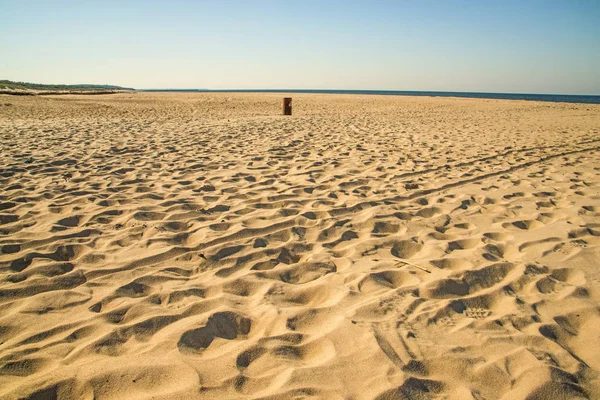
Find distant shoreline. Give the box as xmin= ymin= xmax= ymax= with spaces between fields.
xmin=0 ymin=89 xmax=133 ymax=96
xmin=137 ymin=89 xmax=600 ymax=104
xmin=0 ymin=80 xmax=135 ymax=96
xmin=3 ymin=85 xmax=598 ymax=104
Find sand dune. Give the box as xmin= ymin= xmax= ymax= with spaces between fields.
xmin=1 ymin=93 xmax=599 ymax=399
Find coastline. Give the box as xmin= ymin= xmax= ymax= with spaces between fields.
xmin=137 ymin=89 xmax=600 ymax=104
xmin=0 ymin=89 xmax=135 ymax=96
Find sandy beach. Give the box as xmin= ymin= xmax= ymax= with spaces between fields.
xmin=1 ymin=92 xmax=599 ymax=399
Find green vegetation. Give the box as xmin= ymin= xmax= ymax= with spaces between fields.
xmin=0 ymin=80 xmax=135 ymax=91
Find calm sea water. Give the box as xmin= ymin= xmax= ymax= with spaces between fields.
xmin=139 ymin=89 xmax=600 ymax=104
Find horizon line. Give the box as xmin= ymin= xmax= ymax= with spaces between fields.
xmin=135 ymin=88 xmax=600 ymax=97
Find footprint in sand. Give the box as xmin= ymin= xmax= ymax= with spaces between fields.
xmin=464 ymin=308 xmax=492 ymax=319
xmin=178 ymin=311 xmax=252 ymax=353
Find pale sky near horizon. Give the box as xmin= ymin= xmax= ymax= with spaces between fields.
xmin=1 ymin=0 xmax=599 ymax=94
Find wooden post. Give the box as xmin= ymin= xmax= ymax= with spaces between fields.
xmin=283 ymin=97 xmax=292 ymax=115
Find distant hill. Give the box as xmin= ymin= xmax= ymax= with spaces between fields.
xmin=0 ymin=80 xmax=135 ymax=94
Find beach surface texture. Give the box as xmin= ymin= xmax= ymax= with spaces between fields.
xmin=1 ymin=93 xmax=599 ymax=399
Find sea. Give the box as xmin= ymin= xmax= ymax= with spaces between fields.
xmin=138 ymin=89 xmax=600 ymax=105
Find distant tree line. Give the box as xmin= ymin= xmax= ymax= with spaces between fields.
xmin=0 ymin=80 xmax=135 ymax=91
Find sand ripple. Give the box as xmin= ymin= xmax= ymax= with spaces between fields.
xmin=1 ymin=93 xmax=599 ymax=399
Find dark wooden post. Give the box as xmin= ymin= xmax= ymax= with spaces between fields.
xmin=283 ymin=97 xmax=292 ymax=115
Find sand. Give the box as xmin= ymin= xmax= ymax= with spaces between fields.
xmin=1 ymin=92 xmax=599 ymax=399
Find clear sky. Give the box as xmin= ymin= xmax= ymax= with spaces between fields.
xmin=1 ymin=0 xmax=599 ymax=94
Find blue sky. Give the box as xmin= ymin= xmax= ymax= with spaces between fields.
xmin=1 ymin=0 xmax=599 ymax=93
